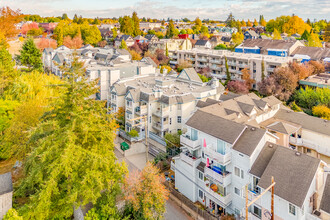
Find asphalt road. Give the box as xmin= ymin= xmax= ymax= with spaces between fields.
xmin=114 ymin=148 xmax=191 ymax=220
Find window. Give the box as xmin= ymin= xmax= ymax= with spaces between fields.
xmin=198 ymin=190 xmax=204 ymax=199
xmin=234 ymin=167 xmax=244 ymax=179
xmin=191 ymin=129 xmax=198 ymax=141
xmin=307 ymin=149 xmax=311 ymax=153
xmin=253 ymin=206 xmax=261 ymax=218
xmin=198 ymin=171 xmax=203 ymax=180
xmin=177 ymin=116 xmax=182 ymax=123
xmin=217 ymin=139 xmax=226 ymax=155
xmin=234 ymin=187 xmax=241 ymax=196
xmin=289 ymin=203 xmax=296 ymax=216
xmin=169 ymin=118 xmax=172 ymax=125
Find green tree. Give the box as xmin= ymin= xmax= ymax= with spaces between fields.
xmin=61 ymin=13 xmax=68 ymax=20
xmin=200 ymin=25 xmax=209 ymax=34
xmin=3 ymin=209 xmax=23 ymax=220
xmin=18 ymin=38 xmax=42 ymax=71
xmin=166 ymin=19 xmax=175 ymax=38
xmin=324 ymin=24 xmax=330 ymax=42
xmin=120 ymin=39 xmax=127 ymax=49
xmin=16 ymin=56 xmax=127 ymax=219
xmin=226 ymin=13 xmax=235 ymax=27
xmin=301 ymin=29 xmax=311 ymax=41
xmin=112 ymin=27 xmax=118 ymax=39
xmin=120 ymin=16 xmax=134 ymax=36
xmin=261 ymin=59 xmax=265 ymax=80
xmin=0 ymin=45 xmax=16 ymax=94
xmin=165 ymin=43 xmax=169 ymax=57
xmin=81 ymin=23 xmax=102 ymax=45
xmin=132 ymin=11 xmax=140 ymax=37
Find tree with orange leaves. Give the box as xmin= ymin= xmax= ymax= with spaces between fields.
xmin=37 ymin=37 xmax=57 ymax=51
xmin=63 ymin=35 xmax=83 ymax=49
xmin=0 ymin=7 xmax=22 ymax=38
xmin=123 ymin=162 xmax=169 ymax=220
xmin=241 ymin=68 xmax=255 ymax=90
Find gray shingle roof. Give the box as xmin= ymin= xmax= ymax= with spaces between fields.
xmin=177 ymin=68 xmax=203 ymax=83
xmin=186 ymin=110 xmax=247 ymax=144
xmin=266 ymin=121 xmax=300 ymax=134
xmin=291 ymin=46 xmax=330 ymax=60
xmin=241 ymin=39 xmax=297 ymax=50
xmin=0 ymin=172 xmax=13 ymax=195
xmin=251 ymin=142 xmax=320 ymax=207
xmin=274 ymin=109 xmax=330 ymax=136
xmin=320 ymin=174 xmax=330 ymax=214
xmin=233 ymin=126 xmax=266 ymax=156
xmin=195 ymin=40 xmax=209 ymax=46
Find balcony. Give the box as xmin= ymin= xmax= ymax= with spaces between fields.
xmin=169 ymin=60 xmax=178 ymax=65
xmin=180 ymin=134 xmax=200 ymax=150
xmin=238 ymin=63 xmax=247 ymax=68
xmin=227 ymin=61 xmax=236 ymax=66
xmin=289 ymin=137 xmax=322 ymax=153
xmin=135 ymin=105 xmax=147 ymax=116
xmin=204 ymin=148 xmax=231 ymax=165
xmin=180 ymin=151 xmax=201 ymax=167
xmin=205 ymin=187 xmax=232 ymax=205
xmin=267 ymin=67 xmax=275 ymax=72
xmin=152 ymin=122 xmax=162 ymax=131
xmin=197 ymin=58 xmax=208 ymax=62
xmin=210 ymin=59 xmax=222 ymax=64
xmin=204 ymin=166 xmax=232 ymax=187
xmin=152 ymin=108 xmax=169 ymax=118
xmin=197 ymin=64 xmax=207 ymax=68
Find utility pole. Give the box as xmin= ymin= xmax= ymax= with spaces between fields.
xmin=245 ymin=176 xmax=276 ymax=220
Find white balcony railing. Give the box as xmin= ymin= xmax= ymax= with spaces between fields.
xmin=180 ymin=152 xmax=201 ymax=167
xmin=289 ymin=137 xmax=327 ymax=155
xmin=152 ymin=108 xmax=169 ymax=118
xmin=267 ymin=67 xmax=275 ymax=72
xmin=205 ymin=187 xmax=232 ymax=205
xmin=204 ymin=147 xmax=231 ymax=165
xmin=210 ymin=59 xmax=222 ymax=64
xmin=204 ymin=166 xmax=232 ymax=187
xmin=180 ymin=135 xmax=200 ymax=150
xmin=135 ymin=105 xmax=147 ymax=116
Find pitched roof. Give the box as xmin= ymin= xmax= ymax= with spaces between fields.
xmin=251 ymin=142 xmax=320 ymax=207
xmin=112 ymin=83 xmax=127 ymax=96
xmin=186 ymin=110 xmax=246 ymax=144
xmin=221 ymin=36 xmax=231 ymax=42
xmin=245 ymin=30 xmax=259 ymax=37
xmin=195 ymin=40 xmax=209 ymax=46
xmin=240 ymin=39 xmax=297 ymax=50
xmin=266 ymin=121 xmax=300 ymax=134
xmin=116 ymin=49 xmax=131 ymax=56
xmin=0 ymin=172 xmax=13 ymax=195
xmin=127 ymin=89 xmax=140 ymax=102
xmin=320 ymin=174 xmax=330 ymax=214
xmin=177 ymin=68 xmax=203 ymax=83
xmin=145 ymin=34 xmax=157 ymax=40
xmin=232 ymin=126 xmax=266 ymax=156
xmin=274 ymin=109 xmax=330 ymax=136
xmin=134 ymin=35 xmax=147 ymax=41
xmin=291 ymin=46 xmax=330 ymax=60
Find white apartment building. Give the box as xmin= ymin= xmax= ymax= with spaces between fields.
xmin=42 ymin=45 xmax=156 ymax=100
xmin=109 ymin=68 xmax=224 ymax=139
xmin=170 ymin=49 xmax=294 ymax=89
xmin=173 ymin=93 xmax=329 ymax=220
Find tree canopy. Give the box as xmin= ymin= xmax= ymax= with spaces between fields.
xmin=18 ymin=38 xmax=43 ymax=71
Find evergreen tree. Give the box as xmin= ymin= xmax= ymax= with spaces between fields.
xmin=73 ymin=14 xmax=78 ymax=23
xmin=18 ymin=38 xmax=42 ymax=71
xmin=120 ymin=39 xmax=127 ymax=49
xmin=16 ymin=56 xmax=127 ymax=219
xmin=301 ymin=29 xmax=311 ymax=40
xmin=166 ymin=19 xmax=175 ymax=38
xmin=62 ymin=13 xmax=68 ymax=20
xmin=0 ymin=45 xmax=16 ymax=94
xmin=120 ymin=16 xmax=134 ymax=36
xmin=165 ymin=43 xmax=169 ymax=57
xmin=226 ymin=13 xmax=235 ymax=27
xmin=132 ymin=11 xmax=140 ymax=37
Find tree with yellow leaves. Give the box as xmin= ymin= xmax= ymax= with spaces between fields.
xmin=307 ymin=32 xmax=322 ymax=47
xmin=241 ymin=20 xmax=246 ymax=27
xmin=313 ymin=105 xmax=330 ymax=120
xmin=253 ymin=19 xmax=258 ymax=27
xmin=232 ymin=32 xmax=244 ymax=45
xmin=247 ymin=19 xmax=252 ymax=27
xmin=272 ymin=29 xmax=282 ymax=40
xmin=282 ymin=15 xmax=311 ymax=35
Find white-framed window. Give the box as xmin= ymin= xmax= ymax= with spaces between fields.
xmin=198 ymin=171 xmax=203 ymax=180
xmin=198 ymin=189 xmax=204 ymax=199
xmin=234 ymin=167 xmax=244 ymax=179
xmin=126 ymin=100 xmax=132 ymax=107
xmin=289 ymin=203 xmax=296 ymax=216
xmin=234 ymin=187 xmax=241 ymax=196
xmin=253 ymin=205 xmax=262 ymax=219
xmin=177 ymin=116 xmax=182 ymax=123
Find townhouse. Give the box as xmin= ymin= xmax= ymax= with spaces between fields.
xmin=148 ymin=39 xmax=193 ymax=55
xmin=173 ymin=92 xmax=329 ymax=219
xmin=43 ymin=45 xmax=156 ymax=100
xmin=290 ymin=46 xmax=330 ymax=62
xmin=109 ymin=68 xmax=224 ymax=139
xmin=170 ymin=49 xmax=293 ymax=87
xmin=114 ymin=35 xmax=135 ymax=47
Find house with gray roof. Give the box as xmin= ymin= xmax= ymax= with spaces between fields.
xmin=0 ymin=172 xmax=13 ymax=219
xmin=172 ymin=92 xmax=329 ymax=219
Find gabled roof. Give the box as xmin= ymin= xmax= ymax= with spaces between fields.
xmin=177 ymin=68 xmax=203 ymax=83
xmin=116 ymin=49 xmax=131 ymax=56
xmin=266 ymin=121 xmax=300 ymax=134
xmin=43 ymin=48 xmax=54 ymax=54
xmin=145 ymin=34 xmax=157 ymax=40
xmin=0 ymin=172 xmax=13 ymax=195
xmin=240 ymin=39 xmax=298 ymax=50
xmin=195 ymin=40 xmax=209 ymax=46
xmin=291 ymin=46 xmax=330 ymax=60
xmin=221 ymin=36 xmax=231 ymax=42
xmin=320 ymin=174 xmax=330 ymax=214
xmin=126 ymin=89 xmax=140 ymax=102
xmin=112 ymin=83 xmax=127 ymax=96
xmin=134 ymin=35 xmax=147 ymax=41
xmin=245 ymin=30 xmax=259 ymax=37
xmin=233 ymin=126 xmax=266 ymax=156
xmin=186 ymin=110 xmax=246 ymax=144
xmin=250 ymin=142 xmax=320 ymax=207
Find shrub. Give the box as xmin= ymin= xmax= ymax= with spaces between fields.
xmin=127 ymin=129 xmax=139 ymax=137
xmin=312 ymin=105 xmax=330 ymax=120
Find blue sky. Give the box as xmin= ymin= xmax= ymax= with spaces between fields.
xmin=1 ymin=0 xmax=329 ymax=20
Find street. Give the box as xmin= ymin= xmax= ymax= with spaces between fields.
xmin=114 ymin=147 xmax=192 ymax=220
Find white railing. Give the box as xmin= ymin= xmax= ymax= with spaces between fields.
xmin=267 ymin=67 xmax=275 ymax=72
xmin=136 ymin=105 xmax=147 ymax=116
xmin=180 ymin=152 xmax=201 ymax=167
xmin=180 ymin=135 xmax=200 ymax=149
xmin=204 ymin=166 xmax=232 ymax=186
xmin=210 ymin=59 xmax=222 ymax=64
xmin=205 ymin=187 xmax=232 ymax=205
xmin=289 ymin=137 xmax=327 ymax=155
xmin=204 ymin=147 xmax=231 ymax=165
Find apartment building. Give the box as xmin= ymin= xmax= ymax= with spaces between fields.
xmin=170 ymin=49 xmax=293 ymax=87
xmin=149 ymin=39 xmax=193 ymax=55
xmin=172 ymin=93 xmax=328 ymax=219
xmin=109 ymin=68 xmax=224 ymax=139
xmin=43 ymin=45 xmax=156 ymax=100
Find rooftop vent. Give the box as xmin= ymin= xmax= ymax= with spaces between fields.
xmin=251 ymin=127 xmax=256 ymax=131
xmin=295 ymin=152 xmax=301 ymax=156
xmin=268 ymin=144 xmax=273 ymax=148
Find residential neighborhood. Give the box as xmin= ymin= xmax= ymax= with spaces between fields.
xmin=0 ymin=2 xmax=330 ymax=220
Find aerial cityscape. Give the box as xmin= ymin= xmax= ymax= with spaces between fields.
xmin=0 ymin=1 xmax=329 ymax=219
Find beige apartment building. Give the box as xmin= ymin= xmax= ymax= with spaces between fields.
xmin=109 ymin=68 xmax=224 ymax=139
xmin=170 ymin=49 xmax=294 ymax=89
